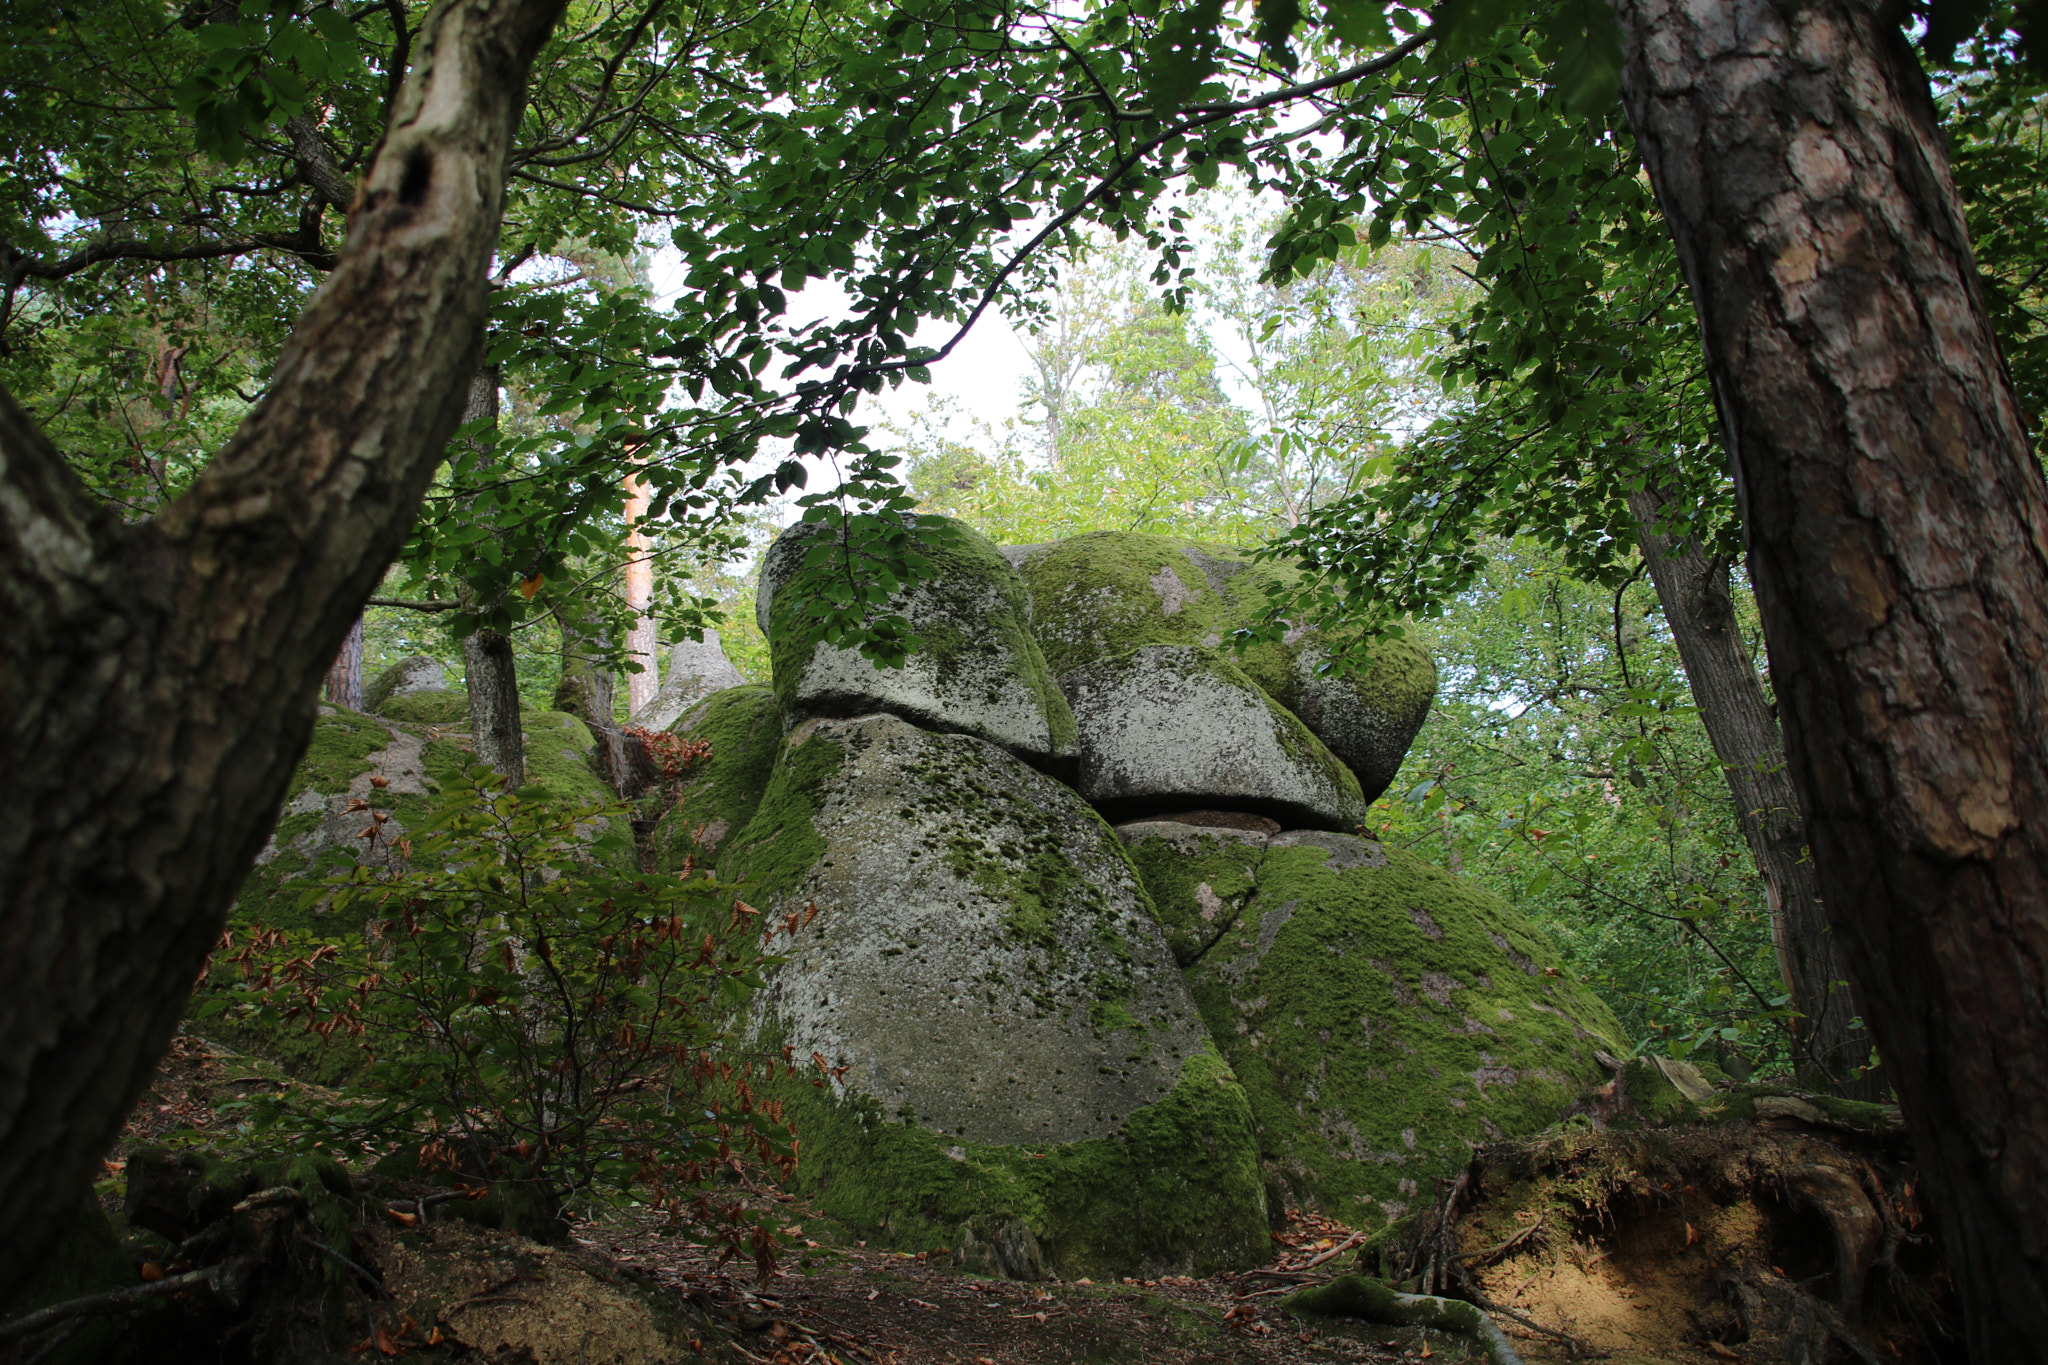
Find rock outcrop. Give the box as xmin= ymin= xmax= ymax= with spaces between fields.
xmin=231 ymin=517 xmax=1621 ymax=1280
xmin=718 ymin=712 xmax=1269 ymax=1277
xmin=630 ymin=629 xmax=749 ymax=732
xmin=1008 ymin=532 xmax=1436 ymax=802
xmin=758 ymin=517 xmax=1078 ymax=770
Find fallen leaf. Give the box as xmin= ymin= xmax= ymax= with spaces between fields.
xmin=1686 ymin=1222 xmax=1701 ymax=1246
xmin=374 ymin=1325 xmax=401 ymax=1356
xmin=1705 ymin=1343 xmax=1741 ymax=1361
xmin=139 ymin=1262 xmax=163 ymax=1282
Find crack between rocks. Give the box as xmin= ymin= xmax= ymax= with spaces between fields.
xmin=1179 ymin=834 xmax=1274 ymax=971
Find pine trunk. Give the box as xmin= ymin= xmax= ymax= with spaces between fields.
xmin=1614 ymin=0 xmax=2048 ymax=1354
xmin=324 ymin=615 xmax=364 ymax=712
xmin=0 ymin=0 xmax=565 ymax=1297
xmin=1628 ymin=485 xmax=1881 ymax=1098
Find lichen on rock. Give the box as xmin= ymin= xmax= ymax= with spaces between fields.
xmin=1060 ymin=645 xmax=1368 ymax=831
xmin=758 ymin=517 xmax=1077 ymax=770
xmin=1119 ymin=824 xmax=1622 ymax=1229
xmin=1008 ymin=531 xmax=1435 ymax=801
xmin=717 ymin=711 xmax=1269 ymax=1274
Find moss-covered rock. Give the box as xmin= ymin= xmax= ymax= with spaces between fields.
xmin=650 ymin=683 xmax=782 ymax=875
xmin=758 ymin=517 xmax=1078 ymax=770
xmin=378 ymin=688 xmax=471 ymax=725
xmin=1007 ymin=532 xmax=1436 ymax=801
xmin=519 ymin=709 xmax=614 ymax=806
xmin=1060 ymin=645 xmax=1368 ymax=831
xmin=364 ymin=654 xmax=450 ymax=713
xmin=1117 ymin=823 xmax=1621 ymax=1229
xmin=719 ymin=712 xmax=1267 ymax=1275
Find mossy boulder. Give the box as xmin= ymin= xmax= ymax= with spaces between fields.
xmin=758 ymin=517 xmax=1078 ymax=769
xmin=1117 ymin=822 xmax=1622 ymax=1229
xmin=1008 ymin=532 xmax=1435 ymax=800
xmin=378 ymin=688 xmax=471 ymax=725
xmin=364 ymin=654 xmax=449 ymax=713
xmin=650 ymin=683 xmax=782 ymax=875
xmin=1060 ymin=645 xmax=1368 ymax=831
xmin=719 ymin=711 xmax=1267 ymax=1275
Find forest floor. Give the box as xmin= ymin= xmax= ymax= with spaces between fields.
xmin=83 ymin=1037 xmax=1955 ymax=1365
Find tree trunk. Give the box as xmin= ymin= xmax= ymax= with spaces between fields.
xmin=1613 ymin=1 xmax=2048 ymax=1355
xmin=324 ymin=615 xmax=365 ymax=712
xmin=552 ymin=602 xmax=615 ymax=729
xmin=456 ymin=369 xmax=526 ymax=784
xmin=1628 ymin=484 xmax=1881 ymax=1099
xmin=0 ymin=0 xmax=565 ymax=1299
xmin=621 ymin=463 xmax=659 ymax=717
xmin=463 ymin=628 xmax=526 ymax=785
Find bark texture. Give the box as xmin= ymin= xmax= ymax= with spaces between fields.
xmin=463 ymin=628 xmax=527 ymax=785
xmin=456 ymin=369 xmax=527 ymax=784
xmin=1628 ymin=484 xmax=1880 ymax=1099
xmin=1613 ymin=1 xmax=2048 ymax=1355
xmin=0 ymin=0 xmax=565 ymax=1299
xmin=325 ymin=615 xmax=365 ymax=713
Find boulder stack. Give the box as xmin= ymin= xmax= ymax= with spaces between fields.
xmin=652 ymin=517 xmax=1620 ymax=1274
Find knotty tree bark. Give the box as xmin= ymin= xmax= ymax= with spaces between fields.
xmin=1613 ymin=0 xmax=2048 ymax=1353
xmin=0 ymin=0 xmax=565 ymax=1298
xmin=1629 ymin=483 xmax=1881 ymax=1099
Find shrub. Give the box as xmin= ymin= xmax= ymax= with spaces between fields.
xmin=204 ymin=766 xmax=803 ymax=1273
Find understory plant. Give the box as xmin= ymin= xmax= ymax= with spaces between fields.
xmin=204 ymin=767 xmax=806 ymax=1273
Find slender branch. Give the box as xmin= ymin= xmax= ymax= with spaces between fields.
xmin=0 ymin=1267 xmax=215 ymax=1343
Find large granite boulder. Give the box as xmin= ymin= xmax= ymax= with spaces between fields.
xmin=630 ymin=629 xmax=749 ymax=733
xmin=650 ymin=683 xmax=782 ymax=875
xmin=758 ymin=517 xmax=1077 ymax=771
xmin=1008 ymin=532 xmax=1435 ymax=801
xmin=1117 ymin=820 xmax=1622 ymax=1228
xmin=1061 ymin=646 xmax=1368 ymax=831
xmin=719 ymin=712 xmax=1269 ymax=1277
xmin=364 ymin=654 xmax=449 ymax=711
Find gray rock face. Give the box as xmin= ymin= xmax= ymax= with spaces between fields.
xmin=629 ymin=629 xmax=748 ymax=732
xmin=1006 ymin=531 xmax=1436 ymax=803
xmin=1059 ymin=646 xmax=1368 ymax=831
xmin=364 ymin=655 xmax=448 ymax=713
xmin=726 ymin=712 xmax=1211 ymax=1145
xmin=757 ymin=518 xmax=1077 ymax=769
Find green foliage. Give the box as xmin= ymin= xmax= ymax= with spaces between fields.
xmin=1370 ymin=543 xmax=1792 ymax=1072
xmin=203 ymin=768 xmax=796 ymax=1265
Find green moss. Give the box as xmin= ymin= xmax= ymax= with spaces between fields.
xmin=652 ymin=684 xmax=783 ymax=876
xmin=1280 ymin=1275 xmax=1487 ymax=1339
xmin=1117 ymin=829 xmax=1263 ymax=967
xmin=519 ymin=709 xmax=611 ymax=805
xmin=1154 ymin=840 xmax=1620 ymax=1228
xmin=378 ymin=689 xmax=472 ymax=725
xmin=1614 ymin=1057 xmax=1701 ymax=1128
xmin=292 ymin=711 xmax=394 ymax=796
xmin=771 ymin=1046 xmax=1267 ymax=1277
xmin=763 ymin=517 xmax=1076 ymax=760
xmin=720 ymin=722 xmax=847 ymax=897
